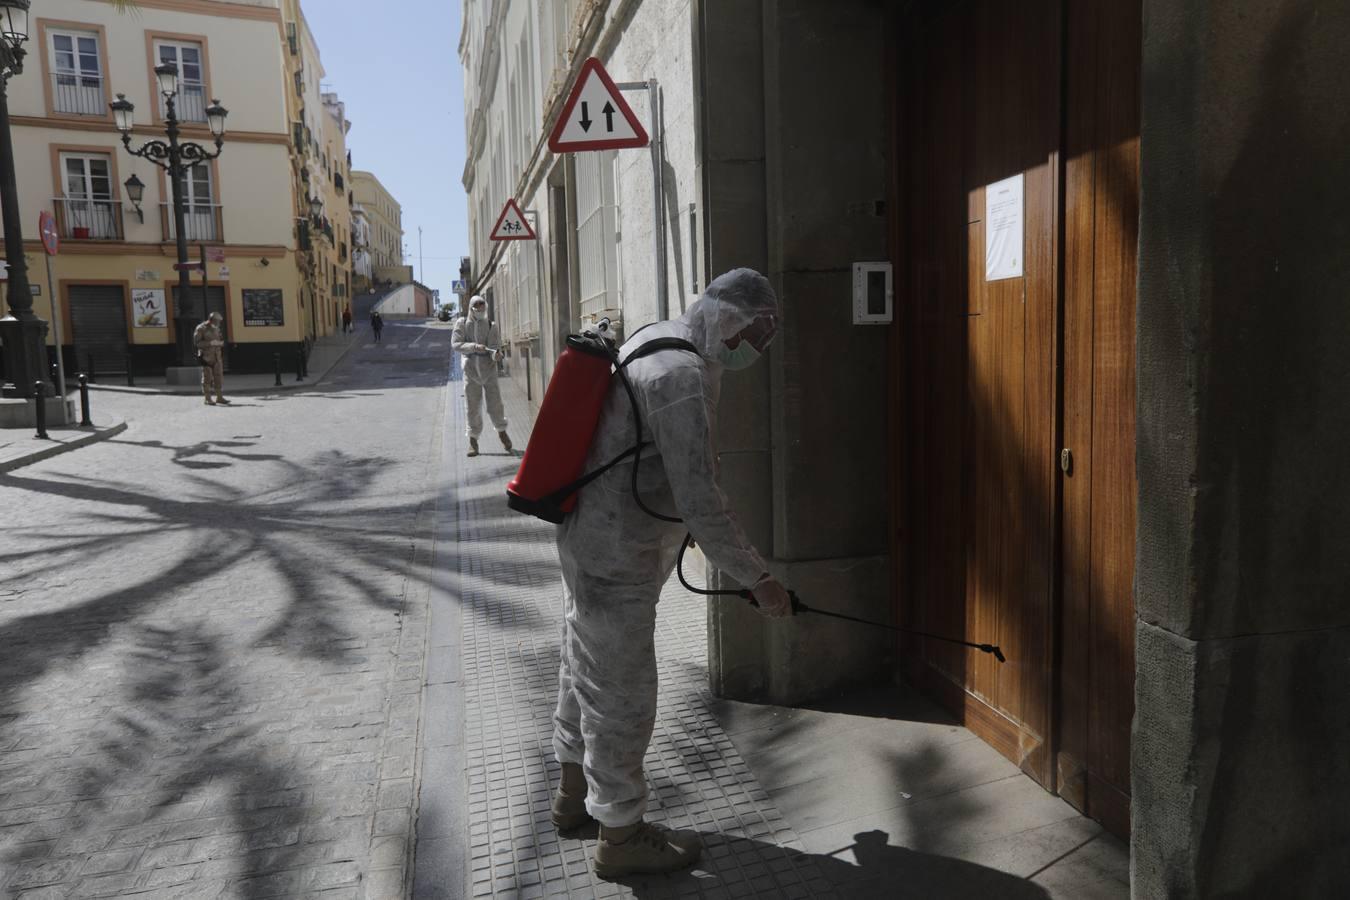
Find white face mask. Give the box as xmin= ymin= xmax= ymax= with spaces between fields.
xmin=471 ymin=308 xmax=487 ymax=321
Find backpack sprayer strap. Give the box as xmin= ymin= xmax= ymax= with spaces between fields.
xmin=538 ymin=335 xmax=700 ymax=511
xmin=540 ymin=442 xmax=644 ymax=508
xmin=618 ymin=337 xmax=700 ymax=368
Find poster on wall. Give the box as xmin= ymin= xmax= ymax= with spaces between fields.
xmin=985 ymin=173 xmax=1025 ymax=281
xmin=131 ymin=289 xmax=167 ymax=327
xmin=243 ymin=289 xmax=285 ymax=326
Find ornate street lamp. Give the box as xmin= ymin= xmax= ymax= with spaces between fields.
xmin=0 ymin=0 xmax=46 ymax=400
xmin=123 ymin=173 xmax=146 ymax=224
xmin=110 ymin=67 xmax=229 ymax=367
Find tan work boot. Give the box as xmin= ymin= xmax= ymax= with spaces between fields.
xmin=593 ymin=821 xmax=702 ymax=879
xmin=216 ymin=397 xmax=231 ymax=405
xmin=204 ymin=397 xmax=215 ymax=406
xmin=467 ymin=437 xmax=479 ymax=457
xmin=499 ymin=431 xmax=513 ymax=452
xmin=551 ymin=762 xmax=591 ymax=832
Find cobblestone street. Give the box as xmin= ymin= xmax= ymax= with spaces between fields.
xmin=1 ymin=316 xmax=454 ymax=899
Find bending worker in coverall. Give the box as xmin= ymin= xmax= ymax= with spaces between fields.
xmin=550 ymin=268 xmax=792 ymax=878
xmin=193 ymin=311 xmax=230 ymax=406
xmin=451 ymin=295 xmax=512 ymax=457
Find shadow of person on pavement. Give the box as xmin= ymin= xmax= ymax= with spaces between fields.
xmin=595 ymin=828 xmax=1050 ymax=899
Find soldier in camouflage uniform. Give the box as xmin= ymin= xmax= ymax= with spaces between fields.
xmin=193 ymin=312 xmax=230 ymax=406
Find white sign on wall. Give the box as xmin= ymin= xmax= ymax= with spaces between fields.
xmin=985 ymin=174 xmax=1024 ymax=281
xmin=132 ymin=289 xmax=167 ymax=328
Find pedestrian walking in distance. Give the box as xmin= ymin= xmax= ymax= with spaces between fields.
xmin=193 ymin=311 xmax=231 ymax=406
xmin=550 ymin=269 xmax=789 ymax=878
xmin=342 ymin=305 xmax=353 ymax=334
xmin=370 ymin=310 xmax=384 ymax=343
xmin=451 ymin=295 xmax=512 ymax=457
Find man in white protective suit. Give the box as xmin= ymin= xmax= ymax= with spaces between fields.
xmin=550 ymin=268 xmax=793 ymax=879
xmin=451 ymin=295 xmax=512 ymax=457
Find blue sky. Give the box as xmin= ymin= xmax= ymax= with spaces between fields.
xmin=303 ymin=0 xmax=468 ymax=304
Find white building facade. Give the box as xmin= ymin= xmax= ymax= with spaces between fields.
xmin=460 ymin=0 xmax=702 ymax=401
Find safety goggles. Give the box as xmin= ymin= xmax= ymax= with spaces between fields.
xmin=739 ymin=314 xmax=777 ymax=352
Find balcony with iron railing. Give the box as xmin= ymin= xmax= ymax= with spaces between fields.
xmin=160 ymin=202 xmax=223 ymax=243
xmin=53 ymin=196 xmax=124 ymax=240
xmin=162 ymin=84 xmax=208 ymax=123
xmin=51 ymin=72 xmax=106 ymax=116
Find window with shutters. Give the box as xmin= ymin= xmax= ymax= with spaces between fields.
xmin=57 ymin=152 xmax=121 ymax=240
xmin=48 ymin=28 xmax=105 ymax=116
xmin=154 ymin=38 xmax=208 ymax=123
xmin=575 ymin=150 xmax=618 ymax=317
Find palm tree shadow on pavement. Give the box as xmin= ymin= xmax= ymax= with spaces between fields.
xmin=0 ymin=446 xmax=545 ymax=885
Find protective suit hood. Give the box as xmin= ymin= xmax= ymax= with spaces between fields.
xmin=673 ymin=268 xmax=778 ymax=361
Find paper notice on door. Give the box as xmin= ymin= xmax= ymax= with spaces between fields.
xmin=985 ymin=174 xmax=1024 ymax=281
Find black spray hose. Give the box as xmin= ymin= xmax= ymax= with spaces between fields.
xmin=675 ymin=537 xmax=1006 ymax=663
xmin=606 ymin=329 xmax=1005 ymax=664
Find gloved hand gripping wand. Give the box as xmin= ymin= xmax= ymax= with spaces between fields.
xmin=675 ymin=538 xmax=1006 ymax=663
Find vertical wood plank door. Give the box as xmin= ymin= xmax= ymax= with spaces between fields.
xmin=894 ymin=0 xmax=1140 ymax=839
xmin=898 ymin=0 xmax=1063 ymax=790
xmin=1056 ymin=0 xmax=1141 ymax=840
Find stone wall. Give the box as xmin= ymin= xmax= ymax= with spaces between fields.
xmin=1133 ymin=1 xmax=1350 ymax=895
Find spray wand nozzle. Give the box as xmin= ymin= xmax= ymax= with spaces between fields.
xmin=732 ymin=588 xmax=1006 ymax=663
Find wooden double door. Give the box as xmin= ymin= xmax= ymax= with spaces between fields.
xmin=892 ymin=0 xmax=1140 ymax=837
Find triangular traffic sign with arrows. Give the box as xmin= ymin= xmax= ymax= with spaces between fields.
xmin=490 ymin=198 xmax=536 ymax=242
xmin=548 ymin=57 xmax=649 ymax=152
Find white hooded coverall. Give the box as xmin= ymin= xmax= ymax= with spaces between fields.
xmin=552 ymin=268 xmax=779 ymax=827
xmin=451 ymin=313 xmax=509 ymax=438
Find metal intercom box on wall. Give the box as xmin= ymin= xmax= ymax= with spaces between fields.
xmin=852 ymin=262 xmax=893 ymax=325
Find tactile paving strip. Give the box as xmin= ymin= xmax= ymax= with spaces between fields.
xmin=453 ymin=379 xmax=837 ymax=898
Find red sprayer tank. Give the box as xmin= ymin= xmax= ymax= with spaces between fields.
xmin=505 ymin=329 xmax=616 ymax=523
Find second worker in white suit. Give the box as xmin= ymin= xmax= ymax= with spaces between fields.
xmin=451 ymin=295 xmax=513 ymax=457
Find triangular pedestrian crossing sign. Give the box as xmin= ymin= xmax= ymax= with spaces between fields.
xmin=490 ymin=198 xmax=536 ymax=242
xmin=548 ymin=57 xmax=649 ymax=153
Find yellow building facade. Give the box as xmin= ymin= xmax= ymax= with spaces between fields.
xmin=0 ymin=0 xmax=332 ymax=375
xmin=350 ymin=170 xmax=405 ymax=285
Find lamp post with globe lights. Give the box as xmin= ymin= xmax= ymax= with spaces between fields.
xmin=110 ymin=63 xmax=228 ymax=367
xmin=0 ymin=0 xmax=49 ymax=400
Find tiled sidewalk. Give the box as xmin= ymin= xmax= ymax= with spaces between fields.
xmin=431 ymin=372 xmax=1129 ymax=899
xmin=441 ymin=376 xmax=836 ymax=898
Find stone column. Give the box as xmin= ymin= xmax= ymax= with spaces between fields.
xmin=1133 ymin=2 xmax=1350 ymax=896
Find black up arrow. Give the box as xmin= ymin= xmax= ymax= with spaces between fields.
xmin=579 ymin=102 xmax=592 ymax=132
xmin=602 ymin=102 xmax=616 ymax=132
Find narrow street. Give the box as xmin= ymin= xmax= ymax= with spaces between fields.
xmin=1 ymin=308 xmax=1130 ymax=898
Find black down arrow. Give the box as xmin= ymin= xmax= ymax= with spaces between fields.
xmin=579 ymin=102 xmax=592 ymax=132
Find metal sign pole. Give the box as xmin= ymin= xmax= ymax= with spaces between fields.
xmin=647 ymin=78 xmax=667 ymax=321
xmin=44 ymin=252 xmax=68 ymax=424
xmin=617 ymin=80 xmax=668 ymax=322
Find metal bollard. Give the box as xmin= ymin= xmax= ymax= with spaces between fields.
xmin=78 ymin=374 xmax=92 ymax=426
xmin=126 ymin=353 xmax=135 ymax=387
xmin=86 ymin=351 xmax=96 ymax=384
xmin=34 ymin=381 xmax=48 ymax=440
xmin=273 ymin=353 xmax=282 ymax=387
xmin=296 ymin=348 xmax=305 ymax=382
